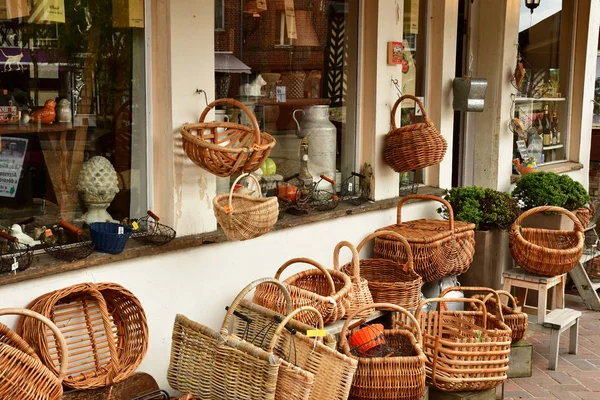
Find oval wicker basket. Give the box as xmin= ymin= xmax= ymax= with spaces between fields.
xmin=334 ymin=240 xmax=375 ymax=319
xmin=344 ymin=231 xmax=423 ymax=310
xmin=471 ymin=290 xmax=528 ymax=343
xmin=180 ymin=98 xmax=276 ymax=177
xmin=509 ymin=206 xmax=584 ymax=276
xmin=384 ymin=94 xmax=447 ymax=173
xmin=213 ymin=173 xmax=279 ymax=241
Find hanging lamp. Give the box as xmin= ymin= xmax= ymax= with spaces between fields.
xmin=524 ymin=0 xmax=541 ymax=14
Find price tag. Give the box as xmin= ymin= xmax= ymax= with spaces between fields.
xmin=11 ymin=257 xmax=18 ymax=272
xmin=132 ymin=221 xmax=139 ymax=231
xmin=306 ymin=329 xmax=327 ymax=338
xmin=45 ymin=229 xmax=53 ymax=237
xmin=516 ymin=140 xmax=529 ymax=159
xmin=118 ymin=226 xmax=124 ymax=235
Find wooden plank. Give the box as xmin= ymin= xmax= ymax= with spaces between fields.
xmin=568 ymin=263 xmax=600 ymax=311
xmin=542 ymin=308 xmax=581 ymax=330
xmin=62 ymin=372 xmax=160 ymax=400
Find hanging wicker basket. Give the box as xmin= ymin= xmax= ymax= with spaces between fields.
xmin=383 ymin=94 xmax=447 ymax=173
xmin=180 ymin=98 xmax=276 ymax=177
xmin=509 ymin=206 xmax=584 ymax=276
xmin=334 ymin=240 xmax=375 ymax=319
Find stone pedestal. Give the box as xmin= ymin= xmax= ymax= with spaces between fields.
xmin=507 ymin=340 xmax=533 ymax=378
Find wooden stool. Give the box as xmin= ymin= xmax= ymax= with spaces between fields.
xmin=543 ymin=308 xmax=581 ymax=370
xmin=502 ymin=267 xmax=566 ymax=324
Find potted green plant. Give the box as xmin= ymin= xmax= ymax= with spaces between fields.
xmin=511 ymin=171 xmax=590 ymax=230
xmin=438 ymin=187 xmax=520 ymax=289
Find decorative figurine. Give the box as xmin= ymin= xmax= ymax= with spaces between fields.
xmin=76 ymin=156 xmax=120 ymax=223
xmin=56 ymin=98 xmax=72 ymax=123
xmin=30 ymin=99 xmax=56 ymax=124
xmin=9 ymin=224 xmax=41 ymax=248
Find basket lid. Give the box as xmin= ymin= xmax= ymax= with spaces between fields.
xmin=376 ymin=219 xmax=475 ymax=244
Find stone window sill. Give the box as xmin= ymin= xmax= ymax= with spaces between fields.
xmin=0 ymin=186 xmax=444 ymax=288
xmin=511 ymin=161 xmax=584 ymax=183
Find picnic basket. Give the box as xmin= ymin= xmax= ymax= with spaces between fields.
xmin=343 ymin=231 xmax=422 ymax=310
xmin=471 ymin=290 xmax=528 ymax=343
xmin=0 ymin=308 xmax=68 ymax=400
xmin=509 ymin=206 xmax=584 ymax=276
xmin=180 ymin=98 xmax=276 ymax=177
xmin=411 ymin=294 xmax=511 ymax=392
xmin=213 ymin=173 xmax=279 ymax=241
xmin=383 ymin=94 xmax=447 ymax=173
xmin=253 ymin=257 xmax=353 ymax=325
xmin=334 ymin=240 xmax=375 ymax=319
xmin=339 ymin=303 xmax=427 ymax=400
xmin=373 ymin=194 xmax=475 ymax=282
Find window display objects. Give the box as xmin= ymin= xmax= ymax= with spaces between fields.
xmin=29 ymin=99 xmax=56 ymax=124
xmin=56 ymin=98 xmax=72 ymax=123
xmin=28 ymin=0 xmax=66 ymax=24
xmin=76 ymin=156 xmax=120 ymax=224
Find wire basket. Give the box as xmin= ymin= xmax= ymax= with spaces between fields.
xmin=0 ymin=231 xmax=33 ymax=274
xmin=131 ymin=211 xmax=176 ymax=246
xmin=41 ymin=220 xmax=94 ymax=262
xmin=340 ymin=172 xmax=370 ymax=206
xmin=311 ymin=175 xmax=340 ymax=211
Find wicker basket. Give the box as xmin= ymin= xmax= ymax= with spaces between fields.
xmin=575 ymin=203 xmax=597 ymax=228
xmin=0 ymin=308 xmax=68 ymax=400
xmin=334 ymin=240 xmax=375 ymax=319
xmin=384 ymin=95 xmax=448 ymax=173
xmin=411 ymin=296 xmax=511 ymax=392
xmin=471 ymin=290 xmax=528 ymax=343
xmin=253 ymin=258 xmax=353 ymax=325
xmin=339 ymin=303 xmax=427 ymax=400
xmin=509 ymin=206 xmax=584 ymax=276
xmin=214 ymin=173 xmax=279 ymax=241
xmin=344 ymin=231 xmax=423 ymax=310
xmin=374 ymin=194 xmax=475 ymax=282
xmin=18 ymin=282 xmax=148 ymax=390
xmin=180 ymin=98 xmax=276 ymax=177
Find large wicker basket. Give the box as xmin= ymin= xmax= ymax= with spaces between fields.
xmin=374 ymin=194 xmax=475 ymax=282
xmin=471 ymin=290 xmax=528 ymax=343
xmin=0 ymin=308 xmax=68 ymax=400
xmin=344 ymin=231 xmax=423 ymax=310
xmin=253 ymin=258 xmax=353 ymax=325
xmin=384 ymin=94 xmax=447 ymax=173
xmin=214 ymin=173 xmax=279 ymax=241
xmin=339 ymin=303 xmax=426 ymax=400
xmin=180 ymin=98 xmax=276 ymax=177
xmin=509 ymin=206 xmax=584 ymax=276
xmin=334 ymin=240 xmax=375 ymax=319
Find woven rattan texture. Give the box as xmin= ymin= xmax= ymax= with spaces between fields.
xmin=471 ymin=291 xmax=528 ymax=343
xmin=334 ymin=241 xmax=375 ymax=318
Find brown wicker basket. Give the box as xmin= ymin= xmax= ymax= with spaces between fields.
xmin=509 ymin=206 xmax=584 ymax=276
xmin=411 ymin=296 xmax=511 ymax=392
xmin=180 ymin=98 xmax=276 ymax=177
xmin=213 ymin=173 xmax=279 ymax=241
xmin=344 ymin=231 xmax=423 ymax=310
xmin=334 ymin=240 xmax=375 ymax=319
xmin=18 ymin=282 xmax=148 ymax=390
xmin=339 ymin=303 xmax=427 ymax=400
xmin=253 ymin=258 xmax=353 ymax=325
xmin=575 ymin=203 xmax=596 ymax=228
xmin=374 ymin=194 xmax=475 ymax=282
xmin=471 ymin=290 xmax=528 ymax=343
xmin=0 ymin=308 xmax=68 ymax=400
xmin=384 ymin=94 xmax=448 ymax=173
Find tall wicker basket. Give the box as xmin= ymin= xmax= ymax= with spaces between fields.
xmin=383 ymin=94 xmax=447 ymax=173
xmin=374 ymin=194 xmax=475 ymax=282
xmin=334 ymin=240 xmax=375 ymax=319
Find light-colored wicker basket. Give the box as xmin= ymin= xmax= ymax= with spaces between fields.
xmin=471 ymin=290 xmax=528 ymax=343
xmin=334 ymin=240 xmax=375 ymax=319
xmin=180 ymin=98 xmax=276 ymax=177
xmin=213 ymin=173 xmax=279 ymax=241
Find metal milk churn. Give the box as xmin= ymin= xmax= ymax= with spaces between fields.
xmin=293 ymin=105 xmax=337 ymax=189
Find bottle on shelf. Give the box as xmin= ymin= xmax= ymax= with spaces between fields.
xmin=542 ymin=104 xmax=552 ymax=146
xmin=551 ymin=109 xmax=561 ymax=144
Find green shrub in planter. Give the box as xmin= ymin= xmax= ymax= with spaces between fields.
xmin=437 ymin=186 xmax=520 ymax=231
xmin=511 ymin=171 xmax=589 ymax=211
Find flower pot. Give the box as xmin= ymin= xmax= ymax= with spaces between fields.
xmin=458 ymin=230 xmax=513 ymax=290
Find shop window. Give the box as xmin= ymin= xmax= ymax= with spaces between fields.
xmin=215 ymin=0 xmax=225 ymax=31
xmin=512 ymin=0 xmax=575 ymax=166
xmin=0 ymin=2 xmax=148 ymax=229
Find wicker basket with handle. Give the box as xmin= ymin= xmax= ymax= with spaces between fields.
xmin=334 ymin=240 xmax=375 ymax=319
xmin=180 ymin=98 xmax=276 ymax=177
xmin=373 ymin=194 xmax=475 ymax=282
xmin=384 ymin=94 xmax=447 ymax=173
xmin=509 ymin=206 xmax=584 ymax=276
xmin=339 ymin=303 xmax=427 ymax=400
xmin=253 ymin=258 xmax=353 ymax=325
xmin=213 ymin=173 xmax=279 ymax=241
xmin=0 ymin=308 xmax=68 ymax=400
xmin=343 ymin=231 xmax=423 ymax=310
xmin=471 ymin=290 xmax=528 ymax=343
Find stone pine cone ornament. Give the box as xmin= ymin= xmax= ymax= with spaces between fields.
xmin=77 ymin=156 xmax=120 ymax=223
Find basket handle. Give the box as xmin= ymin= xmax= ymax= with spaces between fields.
xmin=414 ymin=297 xmax=488 ymax=329
xmin=221 ymin=278 xmax=292 ymax=335
xmin=513 ymin=206 xmax=584 ymax=233
xmin=227 ymin=173 xmax=263 ymax=213
xmin=0 ymin=308 xmax=69 ymax=382
xmin=267 ymin=306 xmax=324 ymax=352
xmin=357 ymin=231 xmax=414 ymax=273
xmin=396 ymin=194 xmax=454 ymax=232
xmin=199 ymin=98 xmax=261 ymax=146
xmin=333 ymin=241 xmax=361 ymax=284
xmin=390 ymin=94 xmax=431 ymax=130
xmin=439 ymin=286 xmax=505 ymax=322
xmin=0 ymin=231 xmax=19 ymax=243
xmin=274 ymin=258 xmax=337 ymax=296
xmin=59 ymin=220 xmax=82 ymax=236
xmin=481 ymin=290 xmax=520 ymax=312
xmin=319 ymin=174 xmax=335 ymax=185
xmin=146 ymin=210 xmax=160 ymax=221
xmin=339 ymin=303 xmax=423 ymax=348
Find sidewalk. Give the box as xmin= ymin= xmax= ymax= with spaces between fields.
xmin=504 ymin=295 xmax=600 ymax=399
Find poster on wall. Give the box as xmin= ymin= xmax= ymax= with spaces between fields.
xmin=28 ymin=0 xmax=65 ymax=24
xmin=403 ymin=0 xmax=419 ymax=35
xmin=400 ymin=40 xmax=417 ymax=108
xmin=283 ymin=0 xmax=297 ymax=39
xmin=0 ymin=137 xmax=27 ymax=198
xmin=0 ymin=0 xmax=29 ymax=20
xmin=113 ymin=0 xmax=145 ymax=28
